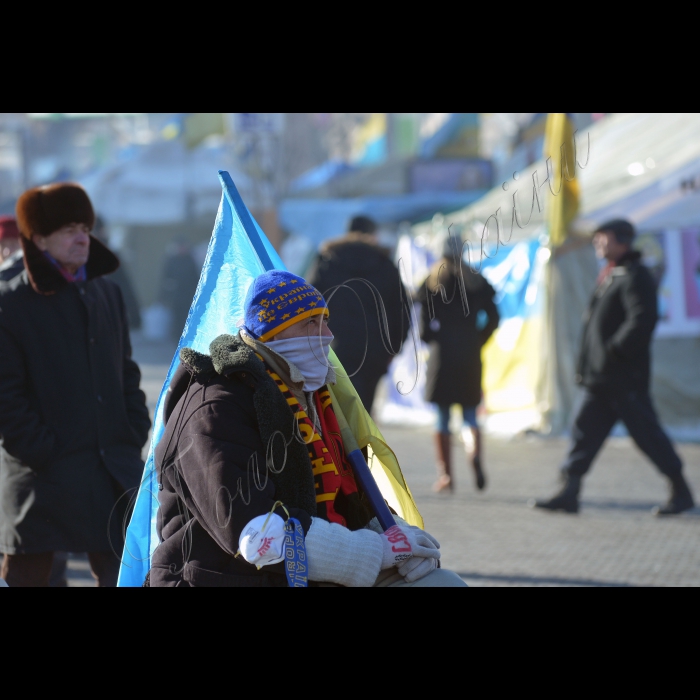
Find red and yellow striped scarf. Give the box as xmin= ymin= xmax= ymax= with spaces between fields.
xmin=259 ymin=356 xmax=363 ymax=527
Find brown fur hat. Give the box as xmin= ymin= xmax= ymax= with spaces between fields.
xmin=16 ymin=182 xmax=95 ymax=239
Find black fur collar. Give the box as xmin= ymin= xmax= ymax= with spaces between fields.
xmin=179 ymin=332 xmax=317 ymax=517
xmin=20 ymin=234 xmax=119 ymax=296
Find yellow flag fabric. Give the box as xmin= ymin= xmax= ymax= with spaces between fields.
xmin=327 ymin=349 xmax=424 ymax=529
xmin=543 ymin=113 xmax=580 ymax=248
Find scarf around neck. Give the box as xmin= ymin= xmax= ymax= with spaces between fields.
xmin=42 ymin=251 xmax=86 ymax=283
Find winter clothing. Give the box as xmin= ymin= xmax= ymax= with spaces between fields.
xmin=243 ymin=270 xmax=328 ymax=341
xmin=0 ymin=550 xmax=119 ymax=587
xmin=151 ymin=332 xmax=376 ymax=586
xmin=417 ymin=258 xmax=499 ymax=407
xmin=576 ymin=250 xmax=657 ymax=393
xmin=533 ymin=473 xmax=581 ymax=513
xmin=0 ymin=233 xmax=151 ymax=556
xmin=150 ymin=332 xmax=451 ymax=587
xmin=534 ymin=245 xmax=694 ymax=516
xmin=16 ymin=183 xmax=94 ymax=239
xmin=417 ymin=255 xmax=499 ymax=494
xmin=0 ymin=250 xmax=24 ymax=281
xmin=307 ymin=233 xmax=409 ymax=413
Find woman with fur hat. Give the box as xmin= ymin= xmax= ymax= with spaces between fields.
xmin=150 ymin=269 xmax=466 ymax=587
xmin=0 ymin=183 xmax=151 ymax=587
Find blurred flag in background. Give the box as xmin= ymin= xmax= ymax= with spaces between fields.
xmin=544 ymin=113 xmax=580 ymax=248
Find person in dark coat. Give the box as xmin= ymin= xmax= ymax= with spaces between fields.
xmin=150 ymin=270 xmax=465 ymax=587
xmin=0 ymin=216 xmax=24 ymax=282
xmin=306 ymin=215 xmax=409 ymax=415
xmin=0 ymin=183 xmax=151 ymax=587
xmin=533 ymin=219 xmax=694 ymax=516
xmin=416 ymin=234 xmax=500 ymax=493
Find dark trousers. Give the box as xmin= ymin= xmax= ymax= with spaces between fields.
xmin=562 ymin=387 xmax=683 ymax=479
xmin=0 ymin=551 xmax=120 ymax=587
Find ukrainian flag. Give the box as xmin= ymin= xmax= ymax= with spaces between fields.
xmin=543 ymin=113 xmax=580 ymax=248
xmin=117 ymin=171 xmax=421 ymax=587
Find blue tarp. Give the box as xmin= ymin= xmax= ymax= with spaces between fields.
xmin=279 ymin=190 xmax=487 ymax=248
xmin=288 ymin=159 xmax=358 ymax=193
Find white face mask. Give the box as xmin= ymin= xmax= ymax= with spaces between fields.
xmin=265 ymin=334 xmax=334 ymax=392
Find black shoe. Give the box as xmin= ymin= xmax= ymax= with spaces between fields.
xmin=652 ymin=475 xmax=695 ymax=516
xmin=472 ymin=457 xmax=486 ymax=491
xmin=530 ymin=475 xmax=581 ymax=514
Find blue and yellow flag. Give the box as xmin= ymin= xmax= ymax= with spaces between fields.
xmin=543 ymin=113 xmax=580 ymax=248
xmin=117 ymin=171 xmax=421 ymax=587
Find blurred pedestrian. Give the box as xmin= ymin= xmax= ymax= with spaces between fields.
xmin=532 ymin=219 xmax=695 ymax=516
xmin=93 ymin=215 xmax=142 ymax=330
xmin=157 ymin=238 xmax=200 ymax=340
xmin=0 ymin=216 xmax=24 ymax=281
xmin=416 ymin=233 xmax=500 ymax=493
xmin=0 ymin=183 xmax=151 ymax=587
xmin=307 ymin=215 xmax=409 ymax=415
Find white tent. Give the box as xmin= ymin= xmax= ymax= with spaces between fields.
xmin=80 ymin=139 xmax=252 ymax=226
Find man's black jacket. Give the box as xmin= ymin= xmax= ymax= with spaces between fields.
xmin=577 ymin=250 xmax=658 ymax=393
xmin=307 ymin=234 xmax=409 ymax=376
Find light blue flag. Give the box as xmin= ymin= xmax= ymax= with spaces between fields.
xmin=117 ymin=171 xmax=285 ymax=587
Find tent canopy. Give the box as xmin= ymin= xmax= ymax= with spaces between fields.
xmin=417 ymin=113 xmax=700 ymax=243
xmin=80 ymin=140 xmax=252 ymax=225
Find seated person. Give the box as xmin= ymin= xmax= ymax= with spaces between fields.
xmin=150 ymin=270 xmax=467 ymax=587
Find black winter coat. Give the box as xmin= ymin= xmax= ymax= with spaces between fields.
xmin=0 ymin=250 xmax=24 ymax=281
xmin=416 ymin=260 xmax=500 ymax=407
xmin=577 ymin=250 xmax=658 ymax=393
xmin=0 ymin=236 xmax=150 ymax=554
xmin=152 ymin=333 xmax=368 ymax=587
xmin=307 ymin=235 xmax=409 ymax=377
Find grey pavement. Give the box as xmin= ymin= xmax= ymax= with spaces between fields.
xmin=66 ymin=336 xmax=700 ymax=587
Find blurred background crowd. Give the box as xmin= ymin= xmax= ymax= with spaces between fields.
xmin=1 ymin=112 xmax=698 ymax=443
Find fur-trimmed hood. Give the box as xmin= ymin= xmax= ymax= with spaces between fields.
xmin=173 ymin=332 xmax=318 ymax=517
xmin=20 ymin=234 xmax=119 ymax=296
xmin=319 ymin=231 xmax=391 ymax=258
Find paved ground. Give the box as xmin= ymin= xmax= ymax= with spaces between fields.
xmin=66 ymin=336 xmax=700 ymax=587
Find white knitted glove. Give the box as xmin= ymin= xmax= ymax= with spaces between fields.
xmin=305 ymin=517 xmax=383 ymax=587
xmin=381 ymin=525 xmax=441 ymax=570
xmin=397 ymin=532 xmax=441 ymax=582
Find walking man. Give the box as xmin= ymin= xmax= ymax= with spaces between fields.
xmin=533 ymin=219 xmax=694 ymax=516
xmin=0 ymin=183 xmax=151 ymax=586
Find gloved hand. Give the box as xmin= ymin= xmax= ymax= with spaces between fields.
xmin=397 ymin=527 xmax=441 ymax=583
xmin=398 ymin=555 xmax=438 ymax=582
xmin=381 ymin=525 xmax=441 ymax=570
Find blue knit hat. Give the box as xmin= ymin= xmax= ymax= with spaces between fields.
xmin=242 ymin=270 xmax=329 ymax=342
